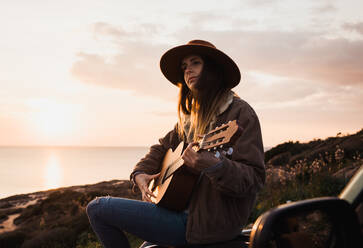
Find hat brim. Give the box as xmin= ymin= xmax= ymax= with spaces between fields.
xmin=160 ymin=44 xmax=241 ymax=89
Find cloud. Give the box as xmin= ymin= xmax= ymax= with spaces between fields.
xmin=71 ymin=23 xmax=178 ymax=100
xmin=246 ymin=0 xmax=279 ymax=6
xmin=71 ymin=50 xmax=177 ymax=100
xmin=238 ymin=75 xmax=363 ymax=111
xmin=235 ymin=76 xmax=363 ymax=146
xmin=171 ymin=28 xmax=363 ymax=86
xmin=71 ymin=21 xmax=363 ymax=108
xmin=311 ymin=4 xmax=337 ymax=14
xmin=93 ymin=22 xmax=128 ymax=38
xmin=343 ymin=22 xmax=363 ymax=35
xmin=92 ymin=22 xmax=162 ymax=41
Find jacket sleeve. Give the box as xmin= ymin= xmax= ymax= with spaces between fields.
xmin=130 ymin=125 xmax=181 ymax=181
xmin=203 ymin=104 xmax=266 ymax=197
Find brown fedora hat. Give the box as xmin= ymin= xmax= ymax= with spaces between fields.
xmin=160 ymin=40 xmax=241 ymax=89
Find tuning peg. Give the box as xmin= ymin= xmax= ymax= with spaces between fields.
xmin=213 ymin=147 xmax=217 ymax=150
xmin=214 ymin=151 xmax=221 ymax=158
xmin=208 ymin=148 xmax=211 ymax=152
xmin=227 ymin=147 xmax=233 ymax=155
xmin=219 ymin=144 xmax=223 ymax=148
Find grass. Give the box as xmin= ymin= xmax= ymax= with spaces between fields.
xmin=249 ymin=145 xmax=362 ymax=223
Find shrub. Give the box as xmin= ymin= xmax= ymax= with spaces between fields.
xmin=0 ymin=230 xmax=27 ymax=248
xmin=21 ymin=227 xmax=77 ymax=248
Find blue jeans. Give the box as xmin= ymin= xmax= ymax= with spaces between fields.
xmin=86 ymin=196 xmax=188 ymax=248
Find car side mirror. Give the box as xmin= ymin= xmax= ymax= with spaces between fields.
xmin=249 ymin=197 xmax=362 ymax=248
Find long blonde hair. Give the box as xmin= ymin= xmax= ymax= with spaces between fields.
xmin=177 ymin=55 xmax=229 ymax=141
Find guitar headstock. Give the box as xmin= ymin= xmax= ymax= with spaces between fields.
xmin=199 ymin=120 xmax=242 ymax=152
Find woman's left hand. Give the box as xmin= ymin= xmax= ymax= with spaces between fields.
xmin=182 ymin=142 xmax=221 ymax=172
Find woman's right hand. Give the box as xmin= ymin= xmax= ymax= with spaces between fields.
xmin=134 ymin=173 xmax=160 ymax=202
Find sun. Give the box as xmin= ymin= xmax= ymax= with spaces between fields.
xmin=27 ymin=98 xmax=80 ymax=140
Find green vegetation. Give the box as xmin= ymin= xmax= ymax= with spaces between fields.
xmin=249 ymin=129 xmax=363 ymax=222
xmin=0 ymin=181 xmax=143 ymax=248
xmin=0 ymin=129 xmax=362 ymax=248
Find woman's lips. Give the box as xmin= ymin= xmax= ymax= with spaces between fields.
xmin=188 ymin=76 xmax=197 ymax=83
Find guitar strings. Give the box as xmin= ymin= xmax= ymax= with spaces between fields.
xmin=161 ymin=121 xmax=236 ymax=181
xmin=163 ymin=138 xmax=215 ymax=180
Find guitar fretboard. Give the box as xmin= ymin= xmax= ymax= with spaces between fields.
xmin=160 ymin=120 xmax=238 ymax=183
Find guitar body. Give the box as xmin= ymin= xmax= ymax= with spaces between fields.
xmin=151 ymin=142 xmax=199 ymax=212
xmin=149 ymin=120 xmax=242 ymax=212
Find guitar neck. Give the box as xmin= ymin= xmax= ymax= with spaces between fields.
xmin=161 ymin=119 xmax=240 ymax=183
xmin=162 ymin=144 xmax=203 ymax=182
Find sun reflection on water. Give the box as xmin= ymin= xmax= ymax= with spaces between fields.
xmin=44 ymin=154 xmax=62 ymax=189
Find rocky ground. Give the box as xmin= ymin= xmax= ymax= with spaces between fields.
xmin=0 ymin=180 xmax=140 ymax=242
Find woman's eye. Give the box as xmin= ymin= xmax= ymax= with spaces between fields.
xmin=181 ymin=60 xmax=201 ymax=71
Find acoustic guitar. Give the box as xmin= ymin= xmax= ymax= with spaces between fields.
xmin=149 ymin=120 xmax=242 ymax=211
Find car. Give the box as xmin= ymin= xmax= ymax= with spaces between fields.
xmin=248 ymin=165 xmax=363 ymax=248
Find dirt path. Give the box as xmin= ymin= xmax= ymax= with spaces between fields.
xmin=0 ymin=213 xmax=20 ymax=234
xmin=0 ymin=196 xmax=42 ymax=234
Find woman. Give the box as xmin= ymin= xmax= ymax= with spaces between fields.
xmin=86 ymin=40 xmax=265 ymax=248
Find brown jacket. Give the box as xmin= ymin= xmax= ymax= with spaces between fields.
xmin=131 ymin=95 xmax=265 ymax=244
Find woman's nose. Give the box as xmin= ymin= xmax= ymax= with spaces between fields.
xmin=184 ymin=65 xmax=193 ymax=74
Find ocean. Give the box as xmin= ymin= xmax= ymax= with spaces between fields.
xmin=0 ymin=146 xmax=149 ymax=199
xmin=0 ymin=146 xmax=271 ymax=199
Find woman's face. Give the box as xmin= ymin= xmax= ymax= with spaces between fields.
xmin=181 ymin=54 xmax=204 ymax=91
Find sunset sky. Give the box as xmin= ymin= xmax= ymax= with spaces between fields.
xmin=1 ymin=0 xmax=362 ymax=148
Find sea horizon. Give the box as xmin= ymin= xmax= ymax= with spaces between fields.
xmin=0 ymin=146 xmax=149 ymax=199
xmin=0 ymin=146 xmax=272 ymax=199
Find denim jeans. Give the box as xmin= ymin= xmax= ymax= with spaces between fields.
xmin=86 ymin=196 xmax=188 ymax=248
